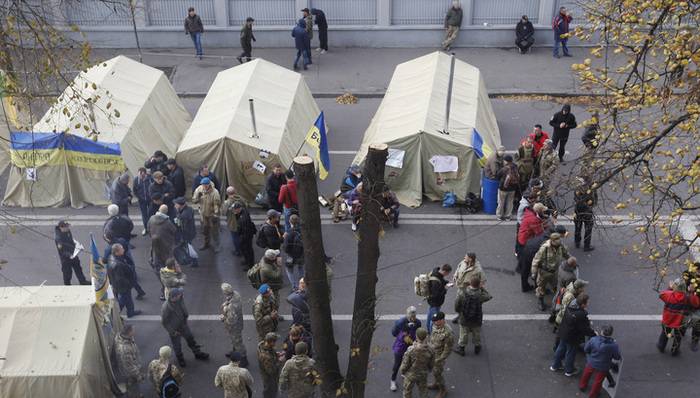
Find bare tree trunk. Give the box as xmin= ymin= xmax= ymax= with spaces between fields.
xmin=128 ymin=0 xmax=143 ymax=62
xmin=294 ymin=156 xmax=343 ymax=396
xmin=344 ymin=143 xmax=388 ymax=397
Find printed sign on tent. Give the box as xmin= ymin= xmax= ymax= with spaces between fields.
xmin=386 ymin=148 xmax=405 ymax=169
xmin=429 ymin=155 xmax=459 ymax=173
xmin=252 ymin=160 xmax=267 ymax=174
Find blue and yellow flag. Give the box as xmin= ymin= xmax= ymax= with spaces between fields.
xmin=471 ymin=129 xmax=493 ymax=167
xmin=90 ymin=234 xmax=112 ymax=321
xmin=304 ymin=112 xmax=330 ymax=180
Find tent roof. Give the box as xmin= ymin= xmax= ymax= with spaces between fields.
xmin=0 ymin=286 xmax=95 ymax=376
xmin=356 ymin=51 xmax=501 ymax=157
xmin=178 ymin=58 xmax=307 ymax=154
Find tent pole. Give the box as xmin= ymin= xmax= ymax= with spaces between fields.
xmin=248 ymin=98 xmax=259 ymax=139
xmin=443 ymin=53 xmax=456 ymax=133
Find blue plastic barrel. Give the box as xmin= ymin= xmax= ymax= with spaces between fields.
xmin=481 ymin=174 xmax=499 ymax=214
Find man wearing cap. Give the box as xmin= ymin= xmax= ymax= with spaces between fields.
xmin=400 ymin=327 xmax=435 ymax=398
xmin=193 ymin=176 xmax=221 ymax=252
xmin=266 ymin=164 xmax=286 ymax=212
xmin=166 ymin=158 xmax=186 ymax=198
xmin=254 ymin=284 xmax=279 ymax=340
xmin=279 ymin=341 xmax=318 ymax=398
xmin=258 ymin=332 xmax=283 ymax=398
xmin=114 ymin=324 xmax=144 ymax=398
xmin=428 ymin=311 xmax=454 ymax=398
xmin=233 ymin=202 xmax=257 ymax=268
xmin=54 ymin=221 xmax=90 ymax=285
xmin=191 ymin=164 xmax=220 ymax=193
xmin=658 ymin=278 xmax=700 ymax=356
xmin=555 ymin=276 xmax=586 ymax=330
xmin=278 ymin=169 xmax=298 ymax=233
xmin=531 ymin=231 xmax=570 ymax=311
xmin=145 ymin=150 xmax=169 ymax=175
xmin=173 ymin=197 xmax=196 ymax=255
xmin=259 ymin=249 xmax=284 ymax=303
xmin=580 ymin=325 xmax=621 ymax=398
xmin=549 ymin=104 xmax=578 ymax=162
xmin=148 ymin=345 xmax=184 ymax=397
xmin=536 ymin=139 xmax=559 ymax=183
xmin=390 ymin=306 xmax=422 ymax=392
xmin=110 ymin=173 xmax=132 ymax=216
xmin=237 ymin=17 xmax=256 ymax=64
xmin=496 ymin=154 xmax=519 ymax=220
xmin=220 ymin=283 xmax=247 ymax=367
xmin=223 ymin=186 xmax=247 ymax=256
xmin=215 ymin=351 xmax=254 ymax=398
xmin=259 ymin=209 xmax=283 ymax=250
xmin=149 ymin=171 xmax=175 ymax=215
xmin=484 ymin=145 xmax=506 ymax=180
xmin=161 ymin=288 xmax=210 ymax=367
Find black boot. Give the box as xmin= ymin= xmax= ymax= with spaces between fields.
xmin=474 ymin=345 xmax=482 ymax=355
xmin=538 ymin=297 xmax=547 ymax=312
xmin=177 ymin=354 xmax=186 ymax=367
xmin=583 ymin=246 xmax=595 ymax=252
xmin=194 ymin=351 xmax=210 ymax=360
xmin=453 ymin=346 xmax=465 ymax=356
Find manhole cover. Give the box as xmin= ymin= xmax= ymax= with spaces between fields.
xmin=154 ymin=66 xmax=176 ymax=81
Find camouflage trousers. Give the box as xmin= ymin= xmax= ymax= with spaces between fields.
xmin=432 ymin=359 xmax=446 ymax=388
xmin=261 ymin=372 xmax=279 ymax=398
xmin=535 ymin=269 xmax=557 ymax=298
xmin=403 ymin=376 xmax=428 ymax=398
xmin=228 ymin=329 xmax=247 ymax=357
xmin=458 ymin=325 xmax=481 ymax=347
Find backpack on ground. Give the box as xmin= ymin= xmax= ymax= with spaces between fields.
xmin=256 ymin=224 xmax=268 ymax=248
xmin=503 ymin=165 xmax=520 ymax=189
xmin=442 ymin=192 xmax=456 ymax=208
xmin=464 ymin=192 xmax=483 ymax=214
xmin=414 ymin=272 xmax=438 ymax=298
xmin=160 ymin=365 xmax=180 ymax=398
xmin=247 ymin=262 xmax=263 ymax=289
xmin=460 ymin=293 xmax=482 ymax=324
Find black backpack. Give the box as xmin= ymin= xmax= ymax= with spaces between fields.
xmin=460 ymin=293 xmax=482 ymax=324
xmin=256 ymin=224 xmax=268 ymax=248
xmin=160 ymin=364 xmax=180 ymax=398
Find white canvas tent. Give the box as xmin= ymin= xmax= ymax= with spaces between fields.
xmin=177 ymin=58 xmax=321 ymax=202
xmin=2 ymin=55 xmax=191 ymax=208
xmin=0 ymin=285 xmax=119 ymax=397
xmin=0 ymin=104 xmax=9 ymax=175
xmin=353 ymin=52 xmax=501 ymax=208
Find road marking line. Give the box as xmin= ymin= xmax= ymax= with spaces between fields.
xmin=4 ymin=220 xmax=640 ymax=227
xmin=127 ymin=313 xmax=660 ymax=322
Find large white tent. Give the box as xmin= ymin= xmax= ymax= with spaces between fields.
xmin=2 ymin=55 xmax=191 ymax=208
xmin=176 ymin=58 xmax=321 ymax=202
xmin=0 ymin=104 xmax=9 ymax=175
xmin=0 ymin=286 xmax=119 ymax=397
xmin=353 ymin=52 xmax=501 ymax=208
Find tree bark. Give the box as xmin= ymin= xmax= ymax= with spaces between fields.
xmin=344 ymin=143 xmax=388 ymax=397
xmin=294 ymin=156 xmax=343 ymax=396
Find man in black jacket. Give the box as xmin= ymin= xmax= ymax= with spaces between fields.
xmin=191 ymin=164 xmax=220 ymax=193
xmin=515 ymin=15 xmax=535 ymax=53
xmin=133 ymin=167 xmax=152 ymax=236
xmin=310 ymin=8 xmax=328 ymax=53
xmin=518 ymin=225 xmax=567 ymax=292
xmin=233 ymin=202 xmax=257 ymax=268
xmin=110 ymin=173 xmax=132 ymax=216
xmin=150 ymin=171 xmax=175 ymax=216
xmin=166 ymin=159 xmax=186 ymax=198
xmin=427 ymin=264 xmax=453 ymax=333
xmin=110 ymin=243 xmax=142 ymax=318
xmin=174 ymin=196 xmax=196 ymax=246
xmin=266 ymin=164 xmax=286 ymax=212
xmin=54 ymin=221 xmax=90 ymax=285
xmin=551 ymin=293 xmax=594 ymax=376
xmin=258 ymin=209 xmax=283 ymax=250
xmin=237 ymin=17 xmax=256 ymax=63
xmin=548 ymin=104 xmax=577 ymax=162
xmin=574 ymin=177 xmax=597 ymax=251
xmin=184 ymin=7 xmax=204 ymax=60
xmin=145 ymin=150 xmax=169 ymax=175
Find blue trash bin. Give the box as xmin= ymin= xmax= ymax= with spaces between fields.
xmin=481 ymin=174 xmax=499 ymax=214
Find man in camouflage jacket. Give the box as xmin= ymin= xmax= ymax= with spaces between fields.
xmin=279 ymin=341 xmax=318 ymax=398
xmin=428 ymin=312 xmax=454 ymax=398
xmin=253 ymin=284 xmax=279 ymax=340
xmin=114 ymin=324 xmax=144 ymax=398
xmin=400 ymin=327 xmax=434 ymax=398
xmin=257 ymin=332 xmax=283 ymax=398
xmin=221 ymin=283 xmax=247 ymax=367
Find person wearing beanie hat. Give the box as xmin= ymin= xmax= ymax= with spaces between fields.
xmin=279 ymin=339 xmax=318 ymax=398
xmin=253 ymin=283 xmax=279 ymax=340
xmin=110 ymin=173 xmax=132 ymax=216
xmin=536 ymin=137 xmax=559 ymax=185
xmin=165 ymin=157 xmax=186 ymax=198
xmin=220 ymin=283 xmax=247 ymax=367
xmin=389 ymin=305 xmax=423 ymax=391
xmin=266 ymin=164 xmax=286 ymax=212
xmin=192 ymin=173 xmax=221 ymax=252
xmin=496 ymin=150 xmax=519 ymax=220
xmin=259 ymin=208 xmax=283 ymax=250
xmin=580 ymin=324 xmax=621 ymax=397
xmin=549 ymin=103 xmax=578 ymax=162
xmin=148 ymin=345 xmax=184 ymax=396
xmin=658 ymin=278 xmax=700 ymax=355
xmin=258 ymin=249 xmax=284 ymax=304
xmin=400 ymin=326 xmax=434 ymax=397
xmin=215 ymin=350 xmax=254 ymax=397
xmin=161 ymin=287 xmax=210 ymax=367
xmin=257 ymin=332 xmax=282 ymax=397
xmin=531 ymin=229 xmax=570 ymax=311
xmin=428 ymin=311 xmax=454 ymax=396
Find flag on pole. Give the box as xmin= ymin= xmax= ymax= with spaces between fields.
xmin=304 ymin=111 xmax=330 ymax=180
xmin=90 ymin=233 xmax=112 ymax=323
xmin=471 ymin=129 xmax=493 ymax=167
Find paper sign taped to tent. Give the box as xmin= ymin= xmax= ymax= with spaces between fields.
xmin=25 ymin=167 xmax=37 ymax=181
xmin=252 ymin=160 xmax=267 ymax=174
xmin=386 ymin=148 xmax=405 ymax=169
xmin=429 ymin=155 xmax=459 ymax=173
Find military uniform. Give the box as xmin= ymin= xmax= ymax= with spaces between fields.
xmin=253 ymin=294 xmax=279 ymax=340
xmin=214 ymin=362 xmax=254 ymax=398
xmin=114 ymin=333 xmax=143 ymax=398
xmin=531 ymin=239 xmax=569 ymax=298
xmin=279 ymin=354 xmax=318 ymax=398
xmin=454 ymin=260 xmax=487 ymax=293
xmin=400 ymin=341 xmax=435 ymax=398
xmin=257 ymin=341 xmax=281 ymax=398
xmin=429 ymin=323 xmax=454 ymax=391
xmin=536 ymin=147 xmax=559 ymax=182
xmin=147 ymin=359 xmax=183 ymax=396
xmin=222 ymin=290 xmax=246 ymax=357
xmin=160 ymin=267 xmax=186 ymax=301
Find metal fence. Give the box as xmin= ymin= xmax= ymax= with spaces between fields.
xmin=63 ymin=0 xmax=132 ymax=26
xmin=555 ymin=0 xmax=586 ymax=21
xmin=147 ymin=0 xmax=216 ymax=26
xmin=228 ymin=0 xmax=295 ymax=26
xmin=391 ymin=0 xmax=452 ymax=25
xmin=472 ymin=0 xmax=540 ymax=25
xmin=310 ymin=0 xmax=377 ymax=25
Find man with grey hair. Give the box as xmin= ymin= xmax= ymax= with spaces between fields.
xmin=442 ymin=1 xmax=463 ymax=51
xmin=103 ymin=203 xmax=134 ymax=246
xmin=111 ymin=173 xmax=132 ymax=215
xmin=148 ymin=345 xmax=184 ymax=397
xmin=114 ymin=324 xmax=143 ymax=397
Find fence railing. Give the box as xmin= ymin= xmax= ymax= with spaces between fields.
xmin=473 ymin=0 xmax=540 ymax=25
xmin=147 ymin=0 xmax=216 ymax=26
xmin=310 ymin=0 xmax=377 ymax=25
xmin=228 ymin=0 xmax=296 ymax=26
xmin=63 ymin=0 xmax=132 ymax=26
xmin=391 ymin=0 xmax=452 ymax=25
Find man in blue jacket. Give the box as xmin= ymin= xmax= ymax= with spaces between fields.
xmin=579 ymin=325 xmax=621 ymax=398
xmin=552 ymin=6 xmax=572 ymax=58
xmin=292 ymin=19 xmax=311 ymax=70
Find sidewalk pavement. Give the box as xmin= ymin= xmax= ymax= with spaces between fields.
xmin=91 ymin=46 xmax=592 ymax=96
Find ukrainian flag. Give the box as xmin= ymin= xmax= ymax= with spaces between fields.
xmin=90 ymin=234 xmax=112 ymax=321
xmin=471 ymin=129 xmax=493 ymax=167
xmin=304 ymin=112 xmax=331 ymax=180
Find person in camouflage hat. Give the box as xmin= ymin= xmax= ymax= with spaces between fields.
xmin=147 ymin=345 xmax=184 ymax=396
xmin=400 ymin=327 xmax=434 ymax=398
xmin=220 ymin=283 xmax=247 ymax=367
xmin=279 ymin=341 xmax=319 ymax=398
xmin=257 ymin=332 xmax=283 ymax=398
xmin=428 ymin=312 xmax=454 ymax=398
xmin=114 ymin=324 xmax=144 ymax=398
xmin=253 ymin=284 xmax=279 ymax=340
xmin=214 ymin=351 xmax=254 ymax=398
xmin=531 ymin=232 xmax=570 ymax=311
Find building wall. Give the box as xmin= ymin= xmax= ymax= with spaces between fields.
xmin=45 ymin=0 xmax=586 ymax=47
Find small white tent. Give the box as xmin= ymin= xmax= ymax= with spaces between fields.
xmin=0 ymin=285 xmax=119 ymax=397
xmin=353 ymin=52 xmax=501 ymax=208
xmin=2 ymin=55 xmax=191 ymax=208
xmin=176 ymin=58 xmax=321 ymax=202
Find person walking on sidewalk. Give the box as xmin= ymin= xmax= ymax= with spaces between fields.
xmin=161 ymin=288 xmax=210 ymax=367
xmin=389 ymin=306 xmax=422 ymax=392
xmin=549 ymin=104 xmax=577 ymax=162
xmin=184 ymin=7 xmax=204 ymax=60
xmin=238 ymin=17 xmax=256 ymax=64
xmin=192 ymin=177 xmax=221 ymax=253
xmin=311 ymin=8 xmax=328 ymax=53
xmin=442 ymin=1 xmax=463 ymax=51
xmin=54 ymin=221 xmax=90 ymax=286
xmin=552 ymin=6 xmax=572 ymax=58
xmin=579 ymin=325 xmax=621 ymax=398
xmin=292 ymin=19 xmax=311 ymax=71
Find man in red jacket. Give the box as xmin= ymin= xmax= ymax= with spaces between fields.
xmin=518 ymin=203 xmax=547 ymax=250
xmin=528 ymin=124 xmax=550 ymax=158
xmin=657 ymin=278 xmax=700 ymax=356
xmin=278 ymin=170 xmax=298 ymax=233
